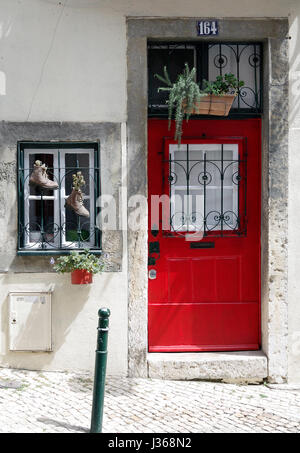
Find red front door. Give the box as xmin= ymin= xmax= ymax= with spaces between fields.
xmin=148 ymin=118 xmax=261 ymax=352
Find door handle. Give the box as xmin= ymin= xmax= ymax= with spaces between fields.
xmin=148 ymin=269 xmax=157 ymax=280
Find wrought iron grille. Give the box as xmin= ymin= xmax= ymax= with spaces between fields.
xmin=165 ymin=142 xmax=247 ymax=238
xmin=17 ymin=142 xmax=101 ymax=254
xmin=148 ymin=41 xmax=262 ymax=117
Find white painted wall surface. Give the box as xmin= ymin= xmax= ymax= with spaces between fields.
xmin=0 ymin=0 xmax=300 ymax=381
xmin=0 ymin=272 xmax=128 ymax=375
xmin=0 ymin=0 xmax=127 ymax=122
xmin=0 ymin=0 xmax=299 ymax=122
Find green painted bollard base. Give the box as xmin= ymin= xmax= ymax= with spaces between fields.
xmin=90 ymin=307 xmax=110 ymax=433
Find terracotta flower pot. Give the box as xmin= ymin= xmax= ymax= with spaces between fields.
xmin=183 ymin=94 xmax=236 ymax=116
xmin=71 ymin=269 xmax=93 ymax=284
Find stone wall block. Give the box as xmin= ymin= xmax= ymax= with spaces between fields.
xmin=0 ymin=121 xmax=123 ymax=273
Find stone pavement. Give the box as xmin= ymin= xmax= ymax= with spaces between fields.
xmin=0 ymin=367 xmax=300 ymax=433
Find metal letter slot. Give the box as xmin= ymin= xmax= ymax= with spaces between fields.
xmin=190 ymin=242 xmax=215 ymax=249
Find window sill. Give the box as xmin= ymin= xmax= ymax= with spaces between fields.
xmin=17 ymin=249 xmax=102 ymax=256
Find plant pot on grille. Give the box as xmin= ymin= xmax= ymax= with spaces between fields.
xmin=183 ymin=94 xmax=236 ymax=117
xmin=71 ymin=269 xmax=93 ymax=284
xmin=52 ymin=249 xmax=105 ymax=285
xmin=155 ymin=64 xmax=244 ymax=145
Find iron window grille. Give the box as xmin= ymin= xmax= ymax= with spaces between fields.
xmin=17 ymin=141 xmax=101 ymax=255
xmin=164 ymin=141 xmax=247 ymax=238
xmin=148 ymin=41 xmax=262 ymax=117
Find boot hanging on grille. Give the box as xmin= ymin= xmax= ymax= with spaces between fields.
xmin=29 ymin=160 xmax=59 ymax=190
xmin=65 ymin=171 xmax=90 ymax=218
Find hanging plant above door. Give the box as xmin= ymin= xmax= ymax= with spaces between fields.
xmin=155 ymin=64 xmax=245 ymax=145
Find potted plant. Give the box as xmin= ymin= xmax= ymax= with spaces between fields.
xmin=155 ymin=64 xmax=244 ymax=144
xmin=52 ymin=249 xmax=104 ymax=284
xmin=200 ymin=72 xmax=244 ymax=116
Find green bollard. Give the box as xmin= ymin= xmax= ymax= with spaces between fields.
xmin=90 ymin=307 xmax=111 ymax=433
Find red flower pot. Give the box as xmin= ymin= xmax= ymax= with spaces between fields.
xmin=71 ymin=269 xmax=93 ymax=284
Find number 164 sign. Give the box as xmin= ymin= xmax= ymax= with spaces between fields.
xmin=197 ymin=20 xmax=218 ymax=36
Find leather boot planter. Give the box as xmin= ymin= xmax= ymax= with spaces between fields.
xmin=29 ymin=160 xmax=59 ymax=190
xmin=65 ymin=171 xmax=90 ymax=218
xmin=66 ymin=188 xmax=90 ymax=218
xmin=71 ymin=269 xmax=93 ymax=284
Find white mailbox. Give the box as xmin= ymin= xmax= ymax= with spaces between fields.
xmin=9 ymin=291 xmax=52 ymax=351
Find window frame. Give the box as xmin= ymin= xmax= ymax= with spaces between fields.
xmin=163 ymin=137 xmax=247 ymax=238
xmin=169 ymin=143 xmax=239 ymax=232
xmin=147 ymin=41 xmax=263 ymax=118
xmin=17 ymin=141 xmax=101 ymax=255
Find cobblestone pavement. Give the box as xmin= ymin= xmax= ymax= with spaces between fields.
xmin=0 ymin=367 xmax=300 ymax=433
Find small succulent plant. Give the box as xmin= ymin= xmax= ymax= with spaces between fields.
xmin=203 ymin=73 xmax=244 ymax=96
xmin=72 ymin=171 xmax=85 ymax=191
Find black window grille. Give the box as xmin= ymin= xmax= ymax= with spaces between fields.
xmin=17 ymin=141 xmax=101 ymax=255
xmin=148 ymin=41 xmax=262 ymax=117
xmin=164 ymin=141 xmax=247 ymax=238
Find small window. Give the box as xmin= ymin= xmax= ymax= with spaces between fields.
xmin=148 ymin=44 xmax=196 ymax=111
xmin=17 ymin=142 xmax=101 ymax=254
xmin=165 ymin=140 xmax=247 ymax=238
xmin=148 ymin=41 xmax=262 ymax=117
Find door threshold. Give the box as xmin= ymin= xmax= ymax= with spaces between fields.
xmin=147 ymin=350 xmax=267 ymax=383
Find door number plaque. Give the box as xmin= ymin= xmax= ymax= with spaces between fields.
xmin=197 ymin=20 xmax=218 ymax=36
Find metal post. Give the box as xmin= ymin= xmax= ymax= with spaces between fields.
xmin=90 ymin=307 xmax=110 ymax=433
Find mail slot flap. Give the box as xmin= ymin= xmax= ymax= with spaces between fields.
xmin=190 ymin=242 xmax=215 ymax=249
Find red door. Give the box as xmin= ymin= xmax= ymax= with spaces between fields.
xmin=148 ymin=118 xmax=261 ymax=352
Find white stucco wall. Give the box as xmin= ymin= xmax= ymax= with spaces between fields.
xmin=0 ymin=0 xmax=300 ymax=381
xmin=0 ymin=0 xmax=127 ymax=122
xmin=0 ymin=272 xmax=128 ymax=375
xmin=1 ymin=0 xmax=299 ymax=123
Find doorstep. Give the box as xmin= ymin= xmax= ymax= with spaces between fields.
xmin=147 ymin=351 xmax=268 ymax=383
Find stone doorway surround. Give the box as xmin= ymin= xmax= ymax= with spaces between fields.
xmin=127 ymin=18 xmax=289 ymax=383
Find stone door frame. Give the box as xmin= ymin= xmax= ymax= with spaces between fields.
xmin=127 ymin=18 xmax=289 ymax=383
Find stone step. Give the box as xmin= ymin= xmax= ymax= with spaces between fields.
xmin=147 ymin=351 xmax=268 ymax=383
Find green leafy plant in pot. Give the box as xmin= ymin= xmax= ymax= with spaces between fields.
xmin=52 ymin=249 xmax=105 ymax=284
xmin=155 ymin=64 xmax=205 ymax=145
xmin=155 ymin=64 xmax=244 ymax=145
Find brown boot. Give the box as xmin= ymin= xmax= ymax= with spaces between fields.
xmin=29 ymin=160 xmax=59 ymax=190
xmin=65 ymin=188 xmax=90 ymax=218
